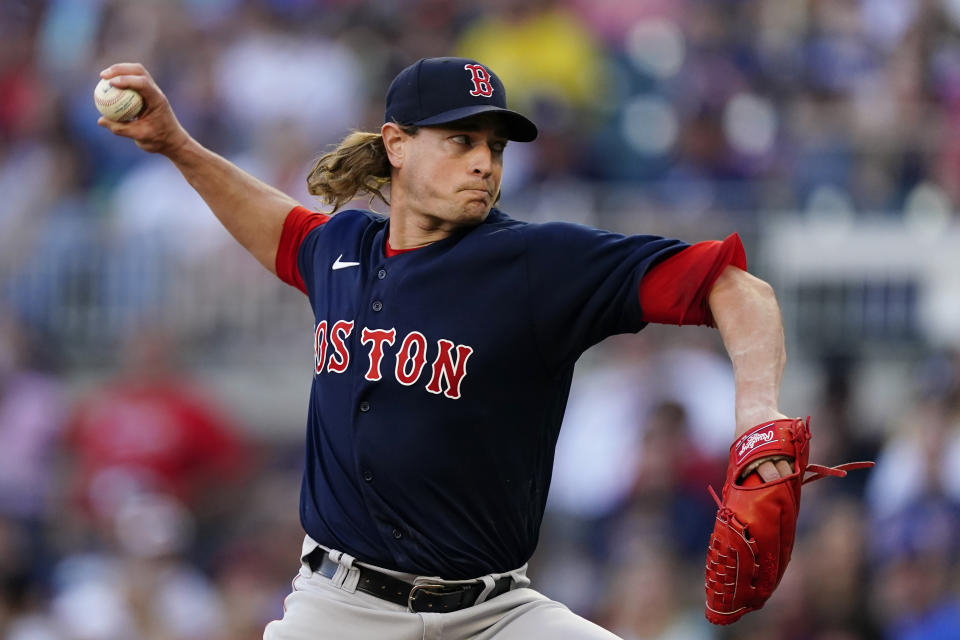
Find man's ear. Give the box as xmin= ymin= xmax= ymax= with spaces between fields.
xmin=382 ymin=122 xmax=407 ymax=169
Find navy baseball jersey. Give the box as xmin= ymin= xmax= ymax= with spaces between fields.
xmin=276 ymin=205 xmax=741 ymax=579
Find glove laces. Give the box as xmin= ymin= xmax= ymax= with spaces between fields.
xmin=802 ymin=461 xmax=875 ymax=485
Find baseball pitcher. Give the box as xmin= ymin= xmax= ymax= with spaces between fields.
xmin=98 ymin=56 xmax=871 ymax=638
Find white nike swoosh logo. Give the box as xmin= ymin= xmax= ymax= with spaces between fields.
xmin=332 ymin=254 xmax=360 ymax=270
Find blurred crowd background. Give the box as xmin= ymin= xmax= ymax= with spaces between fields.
xmin=2 ymin=0 xmax=960 ymax=638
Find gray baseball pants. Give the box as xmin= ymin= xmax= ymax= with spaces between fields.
xmin=263 ymin=537 xmax=619 ymax=640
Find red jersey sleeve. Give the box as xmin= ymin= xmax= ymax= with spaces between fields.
xmin=275 ymin=206 xmax=330 ymax=294
xmin=638 ymin=232 xmax=747 ymax=327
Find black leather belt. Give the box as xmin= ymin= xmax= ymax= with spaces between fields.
xmin=306 ymin=548 xmax=513 ymax=613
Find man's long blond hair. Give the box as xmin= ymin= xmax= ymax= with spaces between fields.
xmin=306 ymin=125 xmax=418 ymax=213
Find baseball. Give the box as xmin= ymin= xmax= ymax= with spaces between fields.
xmin=93 ymin=78 xmax=143 ymax=122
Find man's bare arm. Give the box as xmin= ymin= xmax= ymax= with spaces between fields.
xmin=97 ymin=63 xmax=299 ymax=274
xmin=709 ymin=265 xmax=792 ymax=481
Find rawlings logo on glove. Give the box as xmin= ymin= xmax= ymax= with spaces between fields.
xmin=735 ymin=425 xmax=776 ymax=462
xmin=704 ymin=417 xmax=874 ymax=625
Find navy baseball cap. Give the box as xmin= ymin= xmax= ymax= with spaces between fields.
xmin=384 ymin=57 xmax=538 ymax=142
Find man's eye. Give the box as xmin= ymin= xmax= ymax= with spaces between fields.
xmin=452 ymin=135 xmax=469 ymax=144
xmin=492 ymin=143 xmax=506 ymax=153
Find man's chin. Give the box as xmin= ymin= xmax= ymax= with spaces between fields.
xmin=459 ymin=200 xmax=492 ymax=220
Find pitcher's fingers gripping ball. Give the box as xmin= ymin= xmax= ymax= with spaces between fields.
xmin=704 ymin=417 xmax=875 ymax=625
xmin=95 ymin=64 xmax=189 ymax=156
xmin=94 ymin=77 xmax=143 ymax=122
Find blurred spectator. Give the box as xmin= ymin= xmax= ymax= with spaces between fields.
xmin=620 ymin=400 xmax=722 ymax=560
xmin=806 ymin=355 xmax=881 ymax=498
xmin=548 ymin=337 xmax=653 ymax=522
xmin=865 ymin=396 xmax=960 ymax=520
xmin=549 ymin=332 xmax=734 ymax=525
xmin=870 ymin=492 xmax=960 ymax=640
xmin=207 ymin=456 xmax=306 ymax=640
xmin=0 ymin=126 xmax=61 ymax=287
xmin=455 ymin=0 xmax=610 ymax=121
xmin=577 ymin=397 xmax=722 ymax=630
xmin=597 ymin=540 xmax=714 ymax=640
xmin=214 ymin=7 xmax=365 ymax=148
xmin=2 ymin=139 xmax=102 ymax=335
xmin=65 ymin=330 xmax=250 ymax=536
xmin=0 ymin=314 xmax=65 ymax=527
xmin=865 ymin=356 xmax=960 ymax=639
xmin=49 ymin=492 xmax=227 ymax=640
xmin=0 ymin=313 xmax=65 ymax=638
xmin=538 ymin=335 xmax=730 ymax=618
xmin=795 ymin=497 xmax=880 ymax=638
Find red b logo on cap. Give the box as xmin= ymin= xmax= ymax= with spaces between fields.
xmin=464 ymin=64 xmax=494 ymax=97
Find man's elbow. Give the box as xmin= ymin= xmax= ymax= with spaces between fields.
xmin=710 ymin=266 xmax=776 ymax=306
xmin=708 ymin=266 xmax=782 ymax=333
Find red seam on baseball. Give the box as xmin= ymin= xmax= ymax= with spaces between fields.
xmin=96 ymin=89 xmax=139 ymax=109
xmin=96 ymin=95 xmax=124 ymax=107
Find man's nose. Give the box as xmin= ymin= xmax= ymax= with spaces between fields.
xmin=470 ymin=145 xmax=493 ymax=177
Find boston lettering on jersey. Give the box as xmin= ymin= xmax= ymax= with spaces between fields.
xmin=314 ymin=321 xmax=473 ymax=400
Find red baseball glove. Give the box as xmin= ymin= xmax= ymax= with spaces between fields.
xmin=704 ymin=417 xmax=873 ymax=625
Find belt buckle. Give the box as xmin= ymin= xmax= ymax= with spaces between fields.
xmin=407 ymin=583 xmax=448 ymax=612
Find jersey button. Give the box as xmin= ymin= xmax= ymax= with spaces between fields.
xmin=377 ymin=269 xmax=387 ymax=280
xmin=362 ymin=470 xmax=373 ymax=482
xmin=359 ymin=401 xmax=370 ymax=412
xmin=392 ymin=528 xmax=403 ymax=540
xmin=372 ymin=300 xmax=383 ymax=312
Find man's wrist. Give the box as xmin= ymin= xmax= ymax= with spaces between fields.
xmin=163 ymin=131 xmax=198 ymax=163
xmin=735 ymin=409 xmax=787 ymax=437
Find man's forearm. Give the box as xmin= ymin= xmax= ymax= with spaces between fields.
xmin=167 ymin=137 xmax=299 ymax=274
xmin=708 ymin=266 xmax=787 ymax=437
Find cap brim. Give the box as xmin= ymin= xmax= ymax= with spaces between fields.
xmin=412 ymin=105 xmax=538 ymax=142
